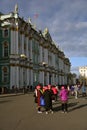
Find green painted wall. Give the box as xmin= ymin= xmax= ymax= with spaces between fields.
xmin=0 ymin=27 xmax=11 ymax=89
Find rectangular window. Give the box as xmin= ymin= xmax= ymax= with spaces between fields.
xmin=3 ymin=28 xmax=9 ymax=37
xmin=3 ymin=42 xmax=9 ymax=57
xmin=4 ymin=46 xmax=8 ymax=57
xmin=2 ymin=67 xmax=9 ymax=83
xmin=3 ymin=73 xmax=8 ymax=82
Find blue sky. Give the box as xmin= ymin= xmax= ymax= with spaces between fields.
xmin=0 ymin=0 xmax=87 ymax=75
xmin=70 ymin=57 xmax=87 ymax=74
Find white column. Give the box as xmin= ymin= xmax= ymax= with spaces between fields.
xmin=20 ymin=67 xmax=23 ymax=87
xmin=42 ymin=71 xmax=44 ymax=86
xmin=51 ymin=73 xmax=54 ymax=85
xmin=56 ymin=75 xmax=58 ymax=85
xmin=30 ymin=40 xmax=33 ymax=60
xmin=28 ymin=69 xmax=31 ymax=86
xmin=30 ymin=69 xmax=33 ymax=86
xmin=53 ymin=54 xmax=55 ymax=67
xmin=11 ymin=30 xmax=15 ymax=54
xmin=51 ymin=53 xmax=53 ymax=66
xmin=16 ymin=67 xmax=19 ymax=88
xmin=44 ymin=48 xmax=48 ymax=64
xmin=10 ymin=66 xmax=14 ymax=88
xmin=26 ymin=69 xmax=29 ymax=86
xmin=21 ymin=34 xmax=24 ymax=54
xmin=39 ymin=71 xmax=44 ymax=86
xmin=26 ymin=37 xmax=29 ymax=58
xmin=24 ymin=68 xmax=27 ymax=87
xmin=12 ymin=30 xmax=15 ymax=54
xmin=39 ymin=46 xmax=42 ymax=63
xmin=39 ymin=71 xmax=42 ymax=83
xmin=14 ymin=30 xmax=16 ymax=54
xmin=10 ymin=30 xmax=14 ymax=54
xmin=11 ymin=66 xmax=16 ymax=87
xmin=15 ymin=30 xmax=18 ymax=54
xmin=59 ymin=75 xmax=61 ymax=85
xmin=47 ymin=72 xmax=49 ymax=85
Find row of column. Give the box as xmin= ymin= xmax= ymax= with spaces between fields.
xmin=10 ymin=28 xmax=68 ymax=88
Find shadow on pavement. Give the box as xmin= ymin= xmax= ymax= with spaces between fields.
xmin=53 ymin=101 xmax=79 ymax=112
xmin=69 ymin=103 xmax=87 ymax=112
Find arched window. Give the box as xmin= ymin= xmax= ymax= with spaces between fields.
xmin=3 ymin=41 xmax=9 ymax=57
xmin=2 ymin=66 xmax=9 ymax=83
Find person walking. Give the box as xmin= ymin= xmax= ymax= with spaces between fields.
xmin=43 ymin=85 xmax=54 ymax=114
xmin=81 ymin=84 xmax=86 ymax=97
xmin=74 ymin=84 xmax=78 ymax=99
xmin=59 ymin=86 xmax=69 ymax=113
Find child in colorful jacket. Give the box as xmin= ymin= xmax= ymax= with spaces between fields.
xmin=59 ymin=86 xmax=69 ymax=113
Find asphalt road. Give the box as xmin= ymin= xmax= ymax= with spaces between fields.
xmin=0 ymin=93 xmax=87 ymax=130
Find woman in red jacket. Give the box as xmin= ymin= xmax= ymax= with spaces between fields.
xmin=36 ymin=85 xmax=43 ymax=113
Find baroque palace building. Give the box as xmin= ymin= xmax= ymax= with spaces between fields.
xmin=0 ymin=4 xmax=71 ymax=91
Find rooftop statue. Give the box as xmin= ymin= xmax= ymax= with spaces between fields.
xmin=14 ymin=4 xmax=18 ymax=13
xmin=43 ymin=27 xmax=49 ymax=36
xmin=28 ymin=17 xmax=32 ymax=24
xmin=43 ymin=27 xmax=52 ymax=41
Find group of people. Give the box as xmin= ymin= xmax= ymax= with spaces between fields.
xmin=34 ymin=84 xmax=69 ymax=114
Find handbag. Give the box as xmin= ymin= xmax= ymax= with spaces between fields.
xmin=40 ymin=96 xmax=45 ymax=106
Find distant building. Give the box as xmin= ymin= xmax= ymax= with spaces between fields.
xmin=0 ymin=4 xmax=71 ymax=92
xmin=79 ymin=66 xmax=87 ymax=85
xmin=79 ymin=66 xmax=87 ymax=77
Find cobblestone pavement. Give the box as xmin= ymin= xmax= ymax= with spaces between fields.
xmin=0 ymin=93 xmax=87 ymax=130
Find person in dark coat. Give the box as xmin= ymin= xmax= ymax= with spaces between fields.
xmin=43 ymin=85 xmax=54 ymax=114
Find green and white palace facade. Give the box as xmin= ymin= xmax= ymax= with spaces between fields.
xmin=0 ymin=5 xmax=71 ymax=91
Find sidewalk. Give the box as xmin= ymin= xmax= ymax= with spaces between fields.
xmin=0 ymin=93 xmax=23 ymax=98
xmin=0 ymin=91 xmax=34 ymax=98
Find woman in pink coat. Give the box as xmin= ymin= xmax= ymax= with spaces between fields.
xmin=59 ymin=86 xmax=69 ymax=113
